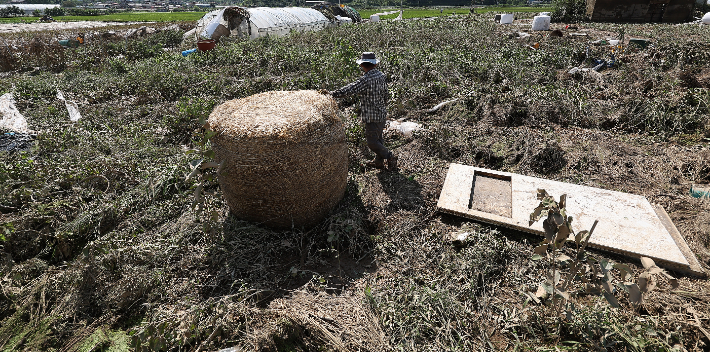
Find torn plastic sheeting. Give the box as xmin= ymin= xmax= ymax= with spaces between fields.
xmin=0 ymin=93 xmax=29 ymax=133
xmin=57 ymin=90 xmax=81 ymax=122
xmin=388 ymin=120 xmax=422 ymax=137
xmin=200 ymin=8 xmax=226 ymax=39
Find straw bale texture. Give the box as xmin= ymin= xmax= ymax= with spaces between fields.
xmin=208 ymin=90 xmax=347 ymax=228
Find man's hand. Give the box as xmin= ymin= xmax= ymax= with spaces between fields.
xmin=318 ymin=89 xmax=330 ymax=95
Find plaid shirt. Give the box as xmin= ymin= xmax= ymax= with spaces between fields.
xmin=331 ymin=69 xmax=388 ymax=123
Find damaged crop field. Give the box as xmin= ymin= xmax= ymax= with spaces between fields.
xmin=1 ymin=13 xmax=710 ymax=351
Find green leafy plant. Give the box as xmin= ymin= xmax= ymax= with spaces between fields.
xmin=184 ymin=113 xmax=223 ymax=236
xmin=527 ymin=189 xmax=678 ymax=317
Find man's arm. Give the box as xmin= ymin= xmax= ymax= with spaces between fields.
xmin=330 ymin=75 xmax=367 ymax=98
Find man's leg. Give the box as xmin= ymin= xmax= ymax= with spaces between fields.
xmin=364 ymin=121 xmax=391 ymax=167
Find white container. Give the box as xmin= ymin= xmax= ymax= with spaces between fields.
xmin=609 ymin=39 xmax=620 ymax=46
xmin=702 ymin=12 xmax=710 ymax=25
xmin=500 ymin=14 xmax=514 ymax=24
xmin=370 ymin=14 xmax=380 ymax=22
xmin=531 ymin=15 xmax=551 ymax=31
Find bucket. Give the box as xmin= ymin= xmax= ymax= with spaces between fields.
xmin=531 ymin=15 xmax=550 ymax=31
xmin=370 ymin=14 xmax=380 ymax=22
xmin=500 ymin=14 xmax=514 ymax=24
xmin=197 ymin=39 xmax=216 ymax=52
xmin=702 ymin=12 xmax=710 ymax=25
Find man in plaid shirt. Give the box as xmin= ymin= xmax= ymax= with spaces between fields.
xmin=329 ymin=52 xmax=397 ymax=171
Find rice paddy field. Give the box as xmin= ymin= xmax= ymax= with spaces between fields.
xmin=0 ymin=11 xmax=709 ymax=352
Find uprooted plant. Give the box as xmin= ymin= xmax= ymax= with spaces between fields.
xmin=527 ymin=189 xmax=679 ymax=320
xmin=184 ymin=113 xmax=223 ymax=237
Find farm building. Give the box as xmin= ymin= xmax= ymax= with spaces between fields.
xmin=188 ymin=6 xmax=333 ymax=41
xmin=586 ymin=0 xmax=696 ymax=23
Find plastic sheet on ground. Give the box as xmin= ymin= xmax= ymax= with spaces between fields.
xmin=388 ymin=120 xmax=422 ymax=137
xmin=57 ymin=90 xmax=82 ymax=122
xmin=0 ymin=93 xmax=29 ymax=132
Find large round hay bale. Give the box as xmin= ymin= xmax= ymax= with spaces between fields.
xmin=208 ymin=90 xmax=347 ymax=228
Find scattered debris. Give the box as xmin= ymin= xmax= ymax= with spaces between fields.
xmin=59 ymin=34 xmax=84 ymax=48
xmin=446 ymin=231 xmax=470 ymax=246
xmin=57 ymin=90 xmax=82 ymax=122
xmin=531 ymin=15 xmax=550 ymax=31
xmin=0 ymin=132 xmax=35 ymax=153
xmin=500 ymin=14 xmax=513 ymax=24
xmin=387 ymin=120 xmax=422 ymax=137
xmin=311 ymin=2 xmax=362 ymax=23
xmin=335 ymin=15 xmax=353 ymax=25
xmin=691 ymin=184 xmax=710 ymax=199
xmin=127 ymin=26 xmax=156 ymax=38
xmin=437 ymin=164 xmax=705 ymax=276
xmin=0 ymin=93 xmax=29 ymax=132
xmin=427 ymin=98 xmax=460 ymax=113
xmin=182 ymin=48 xmax=198 ymax=57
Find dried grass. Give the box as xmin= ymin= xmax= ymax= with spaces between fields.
xmin=208 ymin=90 xmax=348 ymax=228
xmin=263 ymin=291 xmax=389 ymax=352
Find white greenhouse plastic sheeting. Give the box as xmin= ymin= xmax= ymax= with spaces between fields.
xmin=248 ymin=7 xmax=330 ymax=38
xmin=0 ymin=93 xmax=29 ymax=133
xmin=190 ymin=6 xmax=332 ymax=41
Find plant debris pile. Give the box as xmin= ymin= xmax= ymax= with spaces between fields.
xmin=0 ymin=15 xmax=709 ymax=351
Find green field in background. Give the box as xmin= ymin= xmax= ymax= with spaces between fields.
xmin=358 ymin=8 xmax=470 ymax=20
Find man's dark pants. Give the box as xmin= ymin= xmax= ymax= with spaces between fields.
xmin=365 ymin=121 xmax=392 ymax=163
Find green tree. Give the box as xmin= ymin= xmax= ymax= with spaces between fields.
xmin=45 ymin=7 xmax=65 ymax=16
